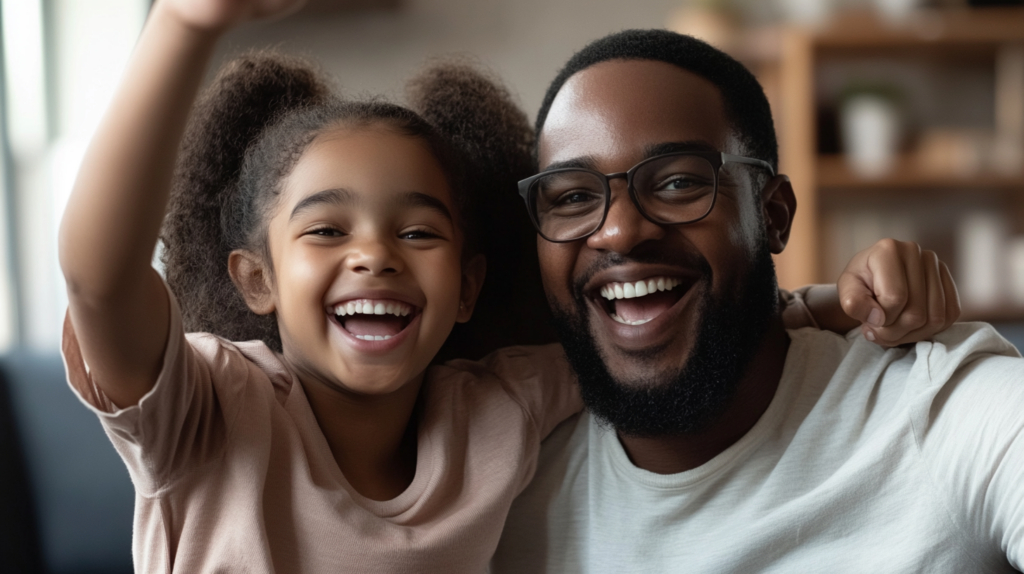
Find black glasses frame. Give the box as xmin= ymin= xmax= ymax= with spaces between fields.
xmin=518 ymin=150 xmax=776 ymax=243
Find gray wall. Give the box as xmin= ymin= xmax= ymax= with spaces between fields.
xmin=214 ymin=0 xmax=684 ymax=118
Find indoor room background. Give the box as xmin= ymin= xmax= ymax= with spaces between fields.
xmin=1 ymin=0 xmax=1022 ymax=572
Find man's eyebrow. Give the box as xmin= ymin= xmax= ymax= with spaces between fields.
xmin=290 ymin=188 xmax=355 ymax=221
xmin=643 ymin=140 xmax=719 ymax=158
xmin=542 ymin=156 xmax=599 ymax=172
xmin=402 ymin=191 xmax=453 ymax=222
xmin=542 ymin=142 xmax=718 ymax=173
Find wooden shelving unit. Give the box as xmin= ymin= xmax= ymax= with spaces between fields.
xmin=745 ymin=7 xmax=1024 ymax=321
xmin=816 ymin=154 xmax=1024 ymax=192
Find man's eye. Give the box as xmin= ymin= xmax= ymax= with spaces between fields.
xmin=557 ymin=191 xmax=595 ymax=205
xmin=655 ymin=175 xmax=696 ymax=191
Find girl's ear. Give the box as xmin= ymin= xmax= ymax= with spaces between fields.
xmin=456 ymin=254 xmax=487 ymax=323
xmin=228 ymin=249 xmax=276 ymax=315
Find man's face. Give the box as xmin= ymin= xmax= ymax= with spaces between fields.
xmin=537 ymin=60 xmax=783 ymax=435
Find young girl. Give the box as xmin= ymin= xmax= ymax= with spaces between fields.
xmin=58 ymin=0 xmax=960 ymax=572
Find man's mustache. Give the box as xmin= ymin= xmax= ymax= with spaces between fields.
xmin=570 ymin=249 xmax=712 ymax=302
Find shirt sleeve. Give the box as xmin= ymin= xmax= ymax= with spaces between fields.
xmin=911 ymin=324 xmax=1024 ymax=570
xmin=445 ymin=344 xmax=583 ymax=440
xmin=61 ymin=283 xmax=255 ymax=495
xmin=781 ymin=286 xmax=820 ymax=330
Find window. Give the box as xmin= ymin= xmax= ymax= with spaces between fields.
xmin=0 ymin=0 xmax=148 ymax=351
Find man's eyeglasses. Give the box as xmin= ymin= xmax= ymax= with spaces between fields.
xmin=518 ymin=151 xmax=775 ymax=243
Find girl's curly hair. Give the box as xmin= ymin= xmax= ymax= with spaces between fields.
xmin=407 ymin=60 xmax=557 ymax=361
xmin=162 ymin=52 xmax=463 ymax=352
xmin=162 ymin=51 xmax=554 ymax=358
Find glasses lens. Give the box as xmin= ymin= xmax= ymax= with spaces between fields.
xmin=632 ymin=154 xmax=717 ymax=224
xmin=529 ymin=170 xmax=607 ymax=241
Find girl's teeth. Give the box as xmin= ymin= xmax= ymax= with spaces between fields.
xmin=333 ymin=300 xmax=411 ymax=317
xmin=600 ymin=276 xmax=681 ymax=301
xmin=354 ymin=334 xmax=393 ymax=341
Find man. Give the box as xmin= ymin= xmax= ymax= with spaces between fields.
xmin=491 ymin=30 xmax=1024 ymax=572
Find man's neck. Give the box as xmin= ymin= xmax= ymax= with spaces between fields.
xmin=616 ymin=319 xmax=790 ymax=475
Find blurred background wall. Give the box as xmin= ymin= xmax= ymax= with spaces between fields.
xmin=0 ymin=0 xmax=1022 ymax=572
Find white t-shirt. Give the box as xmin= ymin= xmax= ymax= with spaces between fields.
xmin=491 ymin=324 xmax=1024 ymax=573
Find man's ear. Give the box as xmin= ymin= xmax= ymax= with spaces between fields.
xmin=228 ymin=249 xmax=276 ymax=315
xmin=760 ymin=174 xmax=797 ymax=254
xmin=456 ymin=254 xmax=487 ymax=323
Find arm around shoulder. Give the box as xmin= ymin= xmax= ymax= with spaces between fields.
xmin=473 ymin=344 xmax=583 ymax=440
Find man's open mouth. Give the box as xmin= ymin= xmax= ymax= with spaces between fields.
xmin=330 ymin=299 xmax=419 ymax=341
xmin=595 ymin=276 xmax=690 ymax=326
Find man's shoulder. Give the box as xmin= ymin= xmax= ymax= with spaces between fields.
xmin=786 ymin=321 xmax=1020 ymax=377
xmin=916 ymin=321 xmax=1022 ymax=373
xmin=778 ymin=322 xmax=1023 ymax=438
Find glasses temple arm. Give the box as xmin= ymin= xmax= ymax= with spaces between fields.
xmin=721 ymin=153 xmax=776 ymax=177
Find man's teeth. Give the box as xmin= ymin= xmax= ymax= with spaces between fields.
xmin=610 ymin=314 xmax=652 ymax=326
xmin=333 ymin=300 xmax=411 ymax=317
xmin=600 ymin=277 xmax=681 ymax=300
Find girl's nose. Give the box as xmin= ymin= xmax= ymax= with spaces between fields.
xmin=346 ymin=238 xmax=403 ymax=275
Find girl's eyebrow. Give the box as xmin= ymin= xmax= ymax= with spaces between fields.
xmin=290 ymin=188 xmax=354 ymax=220
xmin=402 ymin=191 xmax=453 ymax=222
xmin=289 ymin=189 xmax=452 ymax=222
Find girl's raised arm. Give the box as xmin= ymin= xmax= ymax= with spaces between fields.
xmin=58 ymin=0 xmax=303 ymax=408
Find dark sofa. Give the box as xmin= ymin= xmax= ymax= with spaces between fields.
xmin=0 ymin=350 xmax=133 ymax=574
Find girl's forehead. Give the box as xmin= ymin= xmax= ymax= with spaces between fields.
xmin=282 ymin=125 xmax=454 ymax=211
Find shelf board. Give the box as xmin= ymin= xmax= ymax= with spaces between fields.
xmin=816 ymin=155 xmax=1024 ymax=191
xmin=810 ymin=8 xmax=1024 ymax=49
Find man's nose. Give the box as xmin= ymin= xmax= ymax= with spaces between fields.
xmin=585 ymin=184 xmax=665 ymax=254
xmin=346 ymin=236 xmax=402 ymax=275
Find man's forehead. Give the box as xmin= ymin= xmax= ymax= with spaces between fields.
xmin=537 ymin=59 xmax=731 ymax=171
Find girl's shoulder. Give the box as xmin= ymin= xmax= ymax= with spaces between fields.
xmin=184 ymin=332 xmax=294 ymax=404
xmin=427 ymin=344 xmax=581 ymax=438
xmin=431 ymin=343 xmax=569 ymax=387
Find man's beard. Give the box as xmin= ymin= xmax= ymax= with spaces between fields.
xmin=550 ymin=240 xmax=779 ymax=437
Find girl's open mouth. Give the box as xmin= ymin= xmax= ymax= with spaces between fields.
xmin=329 ymin=299 xmax=419 ymax=341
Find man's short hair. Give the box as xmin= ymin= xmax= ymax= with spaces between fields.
xmin=536 ymin=29 xmax=778 ymax=175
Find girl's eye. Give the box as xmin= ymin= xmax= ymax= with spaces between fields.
xmin=400 ymin=228 xmax=441 ymax=240
xmin=306 ymin=226 xmax=344 ymax=237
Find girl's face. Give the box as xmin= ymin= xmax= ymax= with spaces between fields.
xmin=255 ymin=125 xmax=481 ymax=396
